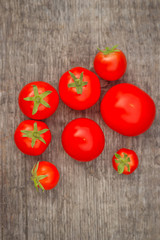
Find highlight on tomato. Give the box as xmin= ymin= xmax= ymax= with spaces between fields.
xmin=112 ymin=148 xmax=139 ymax=175
xmin=62 ymin=118 xmax=105 ymax=162
xmin=19 ymin=81 xmax=59 ymax=120
xmin=101 ymin=83 xmax=156 ymax=136
xmin=94 ymin=45 xmax=127 ymax=81
xmin=14 ymin=120 xmax=51 ymax=155
xmin=59 ymin=67 xmax=101 ymax=110
xmin=31 ymin=161 xmax=60 ymax=191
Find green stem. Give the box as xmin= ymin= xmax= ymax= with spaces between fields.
xmin=24 ymin=85 xmax=52 ymax=115
xmin=114 ymin=152 xmax=131 ymax=174
xmin=31 ymin=162 xmax=47 ymax=192
xmin=68 ymin=71 xmax=88 ymax=94
xmin=98 ymin=45 xmax=120 ymax=55
xmin=21 ymin=122 xmax=49 ymax=148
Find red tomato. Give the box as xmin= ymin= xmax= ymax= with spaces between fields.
xmin=14 ymin=120 xmax=51 ymax=155
xmin=31 ymin=161 xmax=60 ymax=191
xmin=19 ymin=81 xmax=59 ymax=120
xmin=59 ymin=67 xmax=101 ymax=110
xmin=62 ymin=118 xmax=105 ymax=161
xmin=112 ymin=148 xmax=139 ymax=175
xmin=94 ymin=45 xmax=127 ymax=81
xmin=101 ymin=83 xmax=156 ymax=136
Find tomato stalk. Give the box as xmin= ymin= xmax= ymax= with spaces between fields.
xmin=21 ymin=122 xmax=49 ymax=148
xmin=68 ymin=71 xmax=88 ymax=94
xmin=31 ymin=162 xmax=47 ymax=192
xmin=97 ymin=45 xmax=120 ymax=55
xmin=24 ymin=85 xmax=52 ymax=115
xmin=114 ymin=152 xmax=131 ymax=174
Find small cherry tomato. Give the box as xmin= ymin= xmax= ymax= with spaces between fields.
xmin=112 ymin=148 xmax=139 ymax=175
xmin=101 ymin=83 xmax=156 ymax=136
xmin=14 ymin=120 xmax=51 ymax=155
xmin=94 ymin=45 xmax=127 ymax=81
xmin=59 ymin=67 xmax=101 ymax=110
xmin=31 ymin=161 xmax=60 ymax=191
xmin=19 ymin=81 xmax=59 ymax=120
xmin=62 ymin=118 xmax=105 ymax=162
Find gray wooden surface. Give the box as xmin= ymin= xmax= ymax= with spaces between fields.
xmin=0 ymin=0 xmax=160 ymax=239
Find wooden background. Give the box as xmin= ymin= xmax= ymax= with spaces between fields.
xmin=0 ymin=0 xmax=160 ymax=239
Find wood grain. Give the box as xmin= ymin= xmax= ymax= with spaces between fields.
xmin=0 ymin=0 xmax=160 ymax=239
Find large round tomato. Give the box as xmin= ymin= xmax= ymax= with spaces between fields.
xmin=14 ymin=120 xmax=51 ymax=155
xmin=59 ymin=67 xmax=101 ymax=110
xmin=62 ymin=118 xmax=105 ymax=161
xmin=112 ymin=148 xmax=139 ymax=175
xmin=31 ymin=161 xmax=60 ymax=191
xmin=19 ymin=81 xmax=59 ymax=120
xmin=94 ymin=45 xmax=127 ymax=81
xmin=101 ymin=83 xmax=156 ymax=136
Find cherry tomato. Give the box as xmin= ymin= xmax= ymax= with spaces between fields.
xmin=62 ymin=118 xmax=105 ymax=161
xmin=31 ymin=161 xmax=60 ymax=191
xmin=94 ymin=45 xmax=127 ymax=81
xmin=112 ymin=148 xmax=139 ymax=175
xmin=101 ymin=83 xmax=156 ymax=136
xmin=59 ymin=67 xmax=101 ymax=110
xmin=14 ymin=120 xmax=51 ymax=155
xmin=19 ymin=81 xmax=59 ymax=120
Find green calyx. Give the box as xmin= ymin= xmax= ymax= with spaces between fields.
xmin=98 ymin=45 xmax=120 ymax=55
xmin=24 ymin=85 xmax=52 ymax=115
xmin=21 ymin=122 xmax=49 ymax=148
xmin=31 ymin=162 xmax=47 ymax=192
xmin=114 ymin=152 xmax=131 ymax=174
xmin=68 ymin=71 xmax=88 ymax=94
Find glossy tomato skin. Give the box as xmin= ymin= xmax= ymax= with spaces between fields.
xmin=59 ymin=67 xmax=101 ymax=110
xmin=19 ymin=81 xmax=59 ymax=120
xmin=36 ymin=161 xmax=60 ymax=190
xmin=62 ymin=118 xmax=105 ymax=161
xmin=112 ymin=148 xmax=139 ymax=175
xmin=14 ymin=120 xmax=51 ymax=155
xmin=101 ymin=83 xmax=156 ymax=136
xmin=94 ymin=50 xmax=127 ymax=81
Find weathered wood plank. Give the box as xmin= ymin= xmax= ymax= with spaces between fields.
xmin=0 ymin=0 xmax=160 ymax=239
